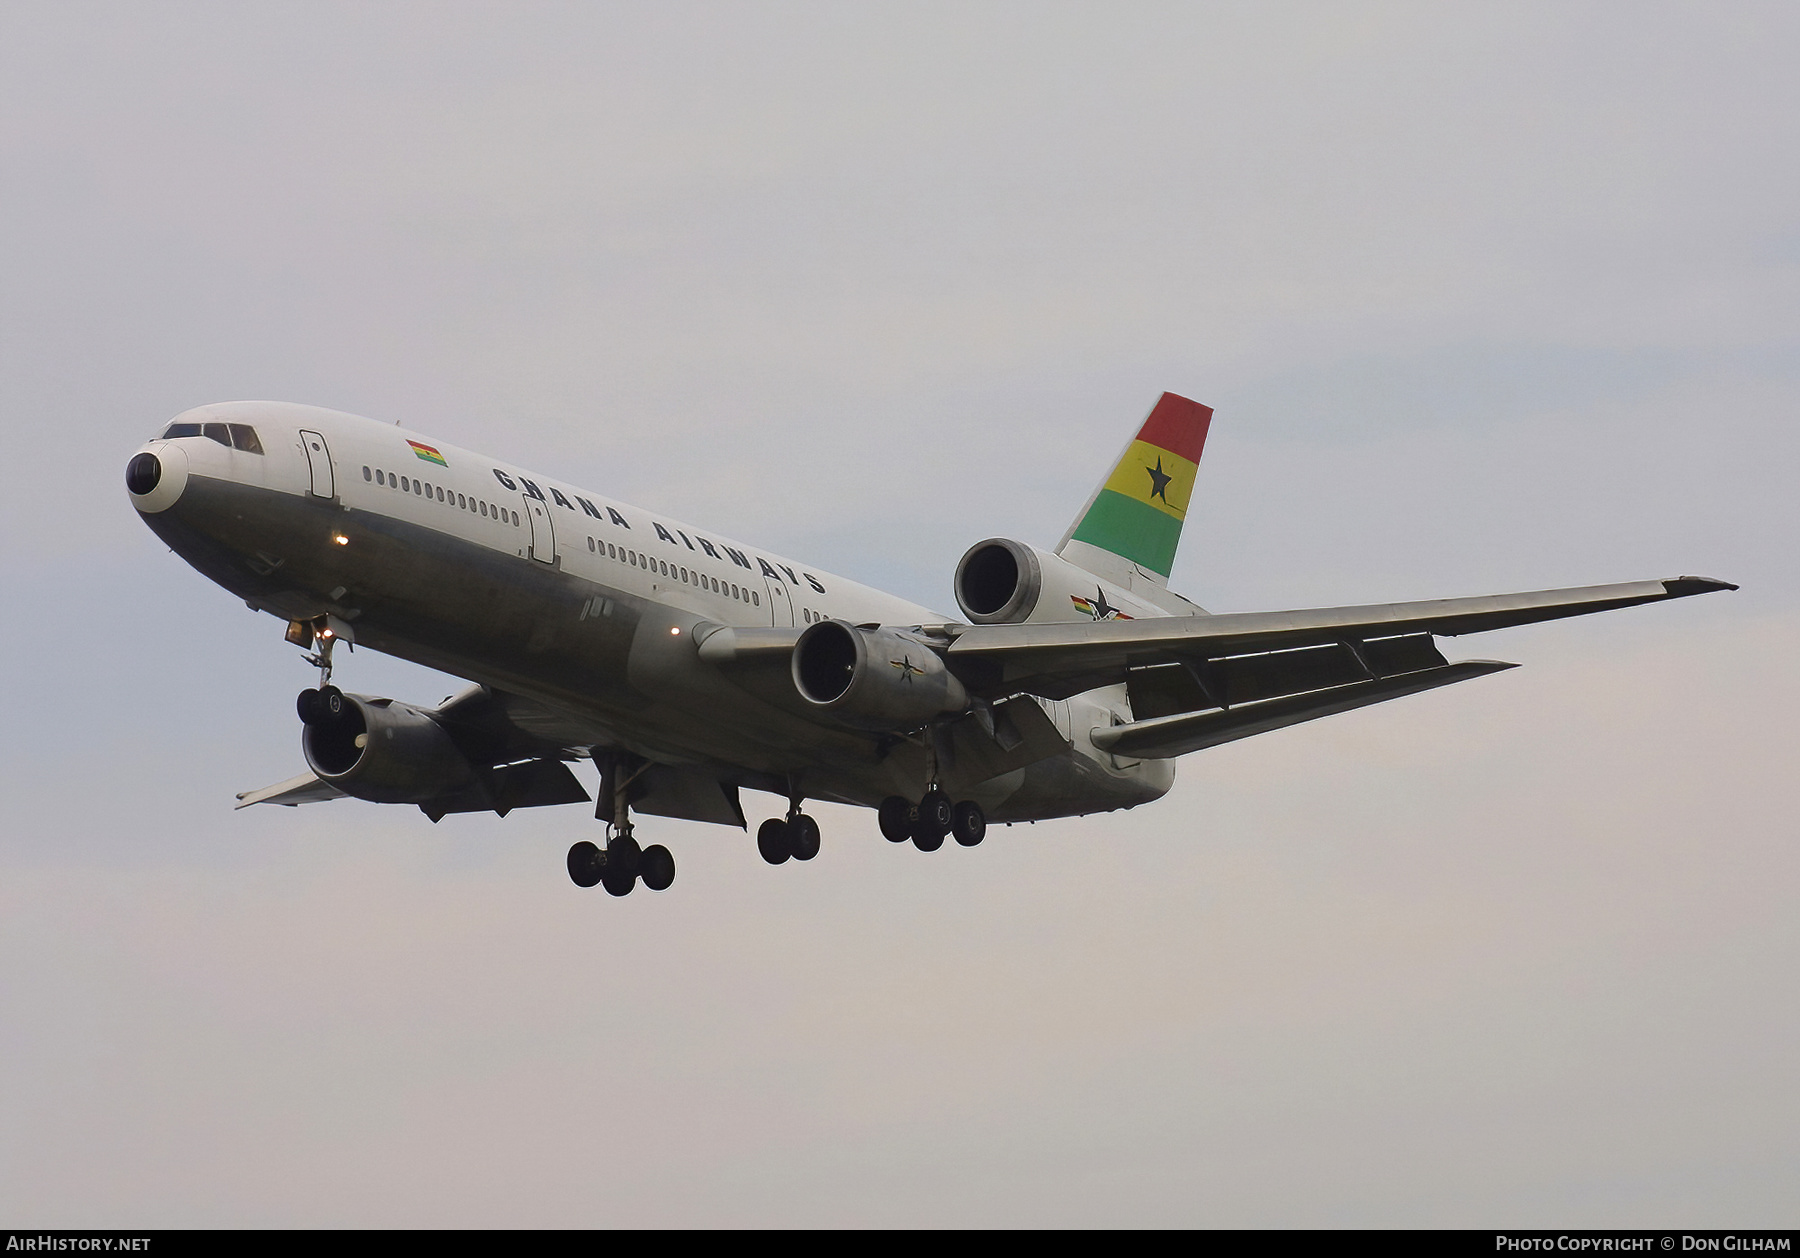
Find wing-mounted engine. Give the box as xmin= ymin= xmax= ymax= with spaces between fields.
xmin=791 ymin=621 xmax=969 ymax=731
xmin=300 ymin=690 xmax=477 ymax=803
xmin=954 ymin=537 xmax=1165 ymax=624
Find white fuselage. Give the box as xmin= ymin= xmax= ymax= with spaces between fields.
xmin=130 ymin=400 xmax=1175 ymax=821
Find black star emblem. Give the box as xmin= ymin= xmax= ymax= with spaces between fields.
xmin=1146 ymin=457 xmax=1173 ymax=503
xmin=1090 ymin=586 xmax=1116 ymax=619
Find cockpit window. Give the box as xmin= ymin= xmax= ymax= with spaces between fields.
xmin=161 ymin=422 xmax=202 ymax=439
xmin=228 ymin=424 xmax=264 ymax=454
xmin=202 ymin=422 xmax=231 ymax=447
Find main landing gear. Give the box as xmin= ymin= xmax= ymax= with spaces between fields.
xmin=878 ymin=790 xmax=986 ymax=851
xmin=568 ymin=754 xmax=675 ymax=896
xmin=757 ymin=808 xmax=822 ymax=865
xmin=567 ymin=835 xmax=675 ymax=896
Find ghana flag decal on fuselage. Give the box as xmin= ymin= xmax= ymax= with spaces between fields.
xmin=1065 ymin=392 xmax=1212 ymax=578
xmin=407 ymin=439 xmax=448 ymax=466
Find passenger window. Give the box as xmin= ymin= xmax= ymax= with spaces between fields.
xmin=437 ymin=487 xmax=445 ymax=502
xmin=457 ymin=493 xmax=465 ymax=509
xmin=161 ymin=422 xmax=201 ymax=439
xmin=362 ymin=466 xmax=371 ymax=481
xmin=480 ymin=502 xmax=488 ymax=517
xmin=228 ymin=424 xmax=263 ymax=454
xmin=608 ymin=543 xmax=616 ymax=559
xmin=202 ymin=422 xmax=231 ymax=447
xmin=415 ymin=481 xmax=422 ymax=495
xmin=752 ymin=591 xmax=759 ymax=606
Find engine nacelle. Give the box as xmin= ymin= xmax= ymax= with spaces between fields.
xmin=302 ymin=693 xmax=477 ymax=804
xmin=955 ymin=537 xmax=1155 ymax=624
xmin=791 ymin=621 xmax=969 ymax=731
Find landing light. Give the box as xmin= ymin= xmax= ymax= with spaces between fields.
xmin=670 ymin=626 xmax=682 ymax=636
xmin=333 ymin=534 xmax=349 ymax=546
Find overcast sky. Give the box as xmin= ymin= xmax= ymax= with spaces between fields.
xmin=1 ymin=1 xmax=1795 ymax=1227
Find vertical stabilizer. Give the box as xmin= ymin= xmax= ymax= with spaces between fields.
xmin=1057 ymin=392 xmax=1212 ymax=589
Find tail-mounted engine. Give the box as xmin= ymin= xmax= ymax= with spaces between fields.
xmin=791 ymin=621 xmax=968 ymax=731
xmin=955 ymin=537 xmax=1152 ymax=624
xmin=299 ymin=689 xmax=476 ymax=804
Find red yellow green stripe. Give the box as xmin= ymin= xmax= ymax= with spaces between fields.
xmin=1068 ymin=393 xmax=1212 ymax=577
xmin=407 ymin=440 xmax=448 ymax=466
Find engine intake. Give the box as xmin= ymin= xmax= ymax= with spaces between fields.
xmin=302 ymin=692 xmax=476 ymax=804
xmin=955 ymin=538 xmax=1043 ymax=624
xmin=792 ymin=621 xmax=968 ymax=731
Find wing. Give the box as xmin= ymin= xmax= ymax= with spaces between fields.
xmin=235 ymin=772 xmax=347 ymax=809
xmin=235 ymin=684 xmax=594 ymax=816
xmin=946 ymin=576 xmax=1736 ymax=757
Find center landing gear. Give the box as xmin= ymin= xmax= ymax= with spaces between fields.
xmin=878 ymin=791 xmax=986 ymax=851
xmin=568 ymin=755 xmax=674 ymax=895
xmin=757 ymin=805 xmax=821 ymax=865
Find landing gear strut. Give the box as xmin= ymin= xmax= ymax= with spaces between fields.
xmin=567 ymin=754 xmax=674 ymax=894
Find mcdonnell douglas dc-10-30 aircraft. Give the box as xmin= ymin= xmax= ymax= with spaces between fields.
xmin=126 ymin=394 xmax=1734 ymax=896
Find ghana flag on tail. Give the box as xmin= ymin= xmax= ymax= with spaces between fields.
xmin=1061 ymin=392 xmax=1212 ymax=579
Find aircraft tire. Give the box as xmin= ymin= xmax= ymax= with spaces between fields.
xmin=600 ymin=865 xmax=636 ymax=896
xmin=640 ymin=844 xmax=675 ymax=891
xmin=911 ymin=820 xmax=945 ymax=852
xmin=757 ymin=818 xmax=793 ymax=865
xmin=878 ymin=796 xmax=912 ymax=842
xmin=296 ymin=688 xmax=321 ymax=726
xmin=608 ymin=834 xmax=643 ymax=879
xmin=918 ymin=789 xmax=953 ymax=837
xmin=790 ymin=814 xmax=821 ymax=861
xmin=951 ymin=801 xmax=986 ymax=847
xmin=567 ymin=840 xmax=603 ymax=888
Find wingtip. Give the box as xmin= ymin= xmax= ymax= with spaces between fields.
xmin=1663 ymin=576 xmax=1739 ymax=596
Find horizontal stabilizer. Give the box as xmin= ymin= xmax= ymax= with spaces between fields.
xmin=235 ymin=772 xmax=345 ymax=809
xmin=1091 ymin=660 xmax=1517 ymax=759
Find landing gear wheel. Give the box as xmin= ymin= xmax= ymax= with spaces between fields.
xmin=878 ymin=796 xmax=913 ymax=842
xmin=607 ymin=834 xmax=643 ymax=879
xmin=952 ymin=800 xmax=987 ymax=847
xmin=296 ymin=688 xmax=322 ymax=726
xmin=600 ymin=864 xmax=636 ymax=896
xmin=918 ymin=788 xmax=953 ymax=837
xmin=567 ymin=840 xmax=602 ymax=888
xmin=757 ymin=818 xmax=793 ymax=865
xmin=640 ymin=844 xmax=675 ymax=891
xmin=789 ymin=814 xmax=821 ymax=861
xmin=911 ymin=819 xmax=945 ymax=852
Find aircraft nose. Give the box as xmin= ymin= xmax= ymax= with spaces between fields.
xmin=126 ymin=452 xmax=161 ymax=495
xmin=127 ymin=441 xmax=188 ymax=513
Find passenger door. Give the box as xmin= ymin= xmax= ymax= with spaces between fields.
xmin=299 ymin=430 xmax=334 ymax=499
xmin=524 ymin=494 xmax=556 ymax=564
xmin=763 ymin=576 xmax=795 ymax=626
